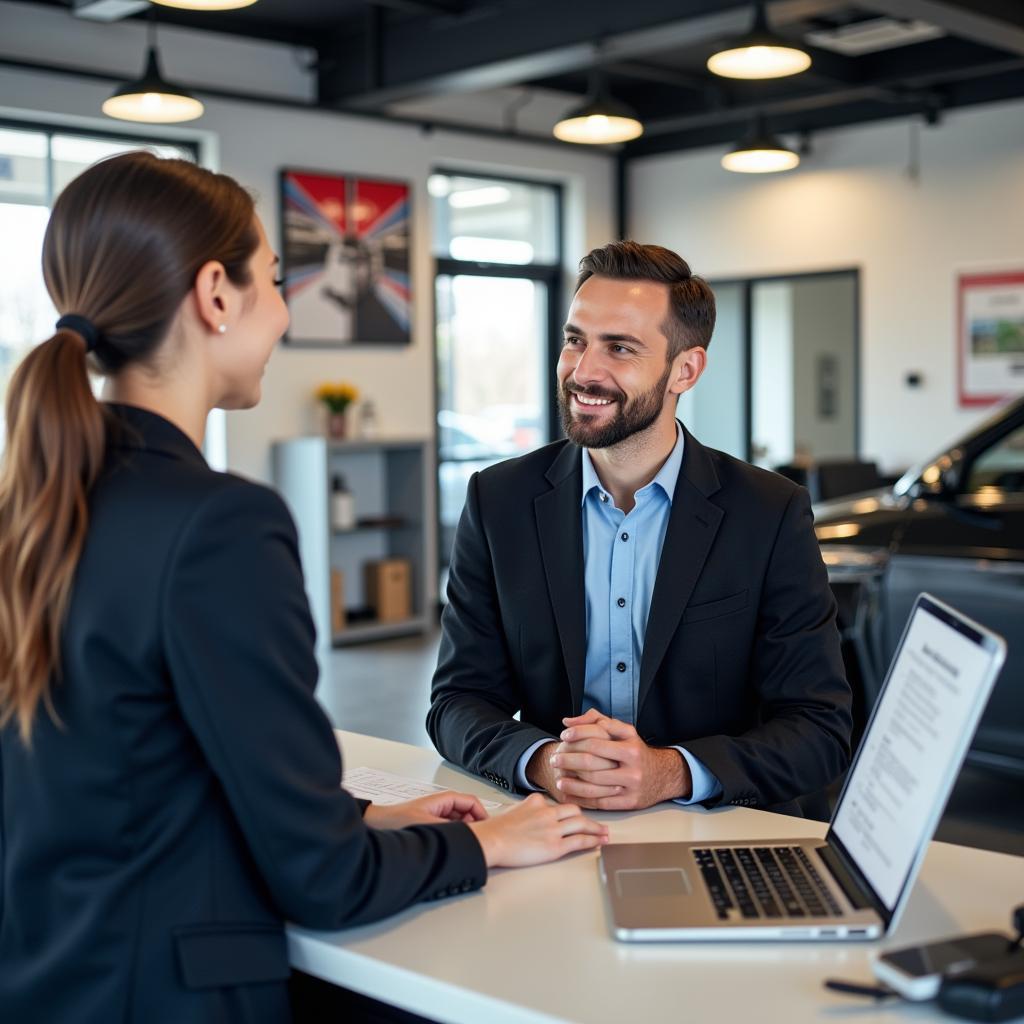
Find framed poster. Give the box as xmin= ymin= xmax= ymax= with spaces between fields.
xmin=280 ymin=169 xmax=411 ymax=346
xmin=958 ymin=271 xmax=1024 ymax=406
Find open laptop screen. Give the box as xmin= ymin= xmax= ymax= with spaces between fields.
xmin=830 ymin=595 xmax=1003 ymax=912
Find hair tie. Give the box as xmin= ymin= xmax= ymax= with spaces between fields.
xmin=56 ymin=314 xmax=100 ymax=353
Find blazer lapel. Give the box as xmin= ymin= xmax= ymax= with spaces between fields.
xmin=637 ymin=427 xmax=724 ymax=718
xmin=535 ymin=443 xmax=587 ymax=714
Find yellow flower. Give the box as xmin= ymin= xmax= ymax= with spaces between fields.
xmin=316 ymin=381 xmax=359 ymax=412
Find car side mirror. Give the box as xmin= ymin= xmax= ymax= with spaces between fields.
xmin=903 ymin=448 xmax=964 ymax=500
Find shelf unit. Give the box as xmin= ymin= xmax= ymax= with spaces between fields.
xmin=272 ymin=436 xmax=431 ymax=647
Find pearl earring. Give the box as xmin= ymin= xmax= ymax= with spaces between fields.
xmin=217 ymin=324 xmax=227 ymax=334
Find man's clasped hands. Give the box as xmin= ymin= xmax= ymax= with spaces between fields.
xmin=527 ymin=708 xmax=694 ymax=811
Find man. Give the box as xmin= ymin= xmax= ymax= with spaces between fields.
xmin=427 ymin=241 xmax=851 ymax=816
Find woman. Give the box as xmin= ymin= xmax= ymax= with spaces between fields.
xmin=0 ymin=152 xmax=607 ymax=1024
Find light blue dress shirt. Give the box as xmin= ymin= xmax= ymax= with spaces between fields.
xmin=515 ymin=424 xmax=722 ymax=803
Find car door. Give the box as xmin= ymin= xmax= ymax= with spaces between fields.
xmin=883 ymin=419 xmax=1024 ymax=773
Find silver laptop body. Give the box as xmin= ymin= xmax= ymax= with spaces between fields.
xmin=600 ymin=593 xmax=1007 ymax=942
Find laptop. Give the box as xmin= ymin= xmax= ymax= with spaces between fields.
xmin=599 ymin=593 xmax=1006 ymax=941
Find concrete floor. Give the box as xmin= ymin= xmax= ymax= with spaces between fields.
xmin=319 ymin=629 xmax=1024 ymax=859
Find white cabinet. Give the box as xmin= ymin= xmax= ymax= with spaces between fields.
xmin=272 ymin=437 xmax=431 ymax=647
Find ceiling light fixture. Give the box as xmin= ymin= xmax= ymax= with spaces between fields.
xmin=707 ymin=2 xmax=811 ymax=80
xmin=102 ymin=13 xmax=203 ymax=123
xmin=721 ymin=115 xmax=800 ymax=173
xmin=553 ymin=73 xmax=643 ymax=145
xmin=150 ymin=0 xmax=260 ymax=10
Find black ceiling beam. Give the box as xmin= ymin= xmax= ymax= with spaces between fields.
xmin=627 ymin=66 xmax=1024 ymax=157
xmin=641 ymin=84 xmax=924 ymax=137
xmin=604 ymin=46 xmax=865 ymax=102
xmin=854 ymin=0 xmax=1024 ymax=57
xmin=524 ymin=37 xmax=947 ymax=124
xmin=637 ymin=42 xmax=1024 ymax=137
xmin=853 ymin=35 xmax=1012 ymax=81
xmin=796 ymin=44 xmax=879 ymax=87
xmin=605 ymin=45 xmax=910 ymax=111
xmin=317 ymin=0 xmax=849 ymax=108
xmin=625 ymin=63 xmax=1024 ymax=157
xmin=627 ymin=99 xmax=926 ymax=156
xmin=126 ymin=8 xmax=329 ymax=50
xmin=368 ymin=0 xmax=467 ymax=14
xmin=527 ymin=68 xmax=735 ymax=112
xmin=608 ymin=60 xmax=717 ymax=96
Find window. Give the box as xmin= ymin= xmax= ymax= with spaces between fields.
xmin=0 ymin=122 xmax=195 ymax=451
xmin=431 ymin=171 xmax=562 ymax=579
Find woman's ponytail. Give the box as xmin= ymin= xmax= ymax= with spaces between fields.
xmin=0 ymin=327 xmax=107 ymax=743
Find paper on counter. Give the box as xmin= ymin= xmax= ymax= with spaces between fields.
xmin=344 ymin=766 xmax=503 ymax=811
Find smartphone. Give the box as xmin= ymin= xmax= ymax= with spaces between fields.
xmin=872 ymin=932 xmax=1011 ymax=1001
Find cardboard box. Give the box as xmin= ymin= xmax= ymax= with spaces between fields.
xmin=364 ymin=558 xmax=411 ymax=622
xmin=330 ymin=568 xmax=347 ymax=634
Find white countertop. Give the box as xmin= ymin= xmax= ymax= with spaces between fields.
xmin=286 ymin=730 xmax=1024 ymax=1024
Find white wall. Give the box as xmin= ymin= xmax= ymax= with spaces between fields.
xmin=0 ymin=1 xmax=614 ymax=485
xmin=630 ymin=99 xmax=1024 ymax=472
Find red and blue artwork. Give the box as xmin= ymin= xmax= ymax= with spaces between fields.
xmin=281 ymin=170 xmax=411 ymax=346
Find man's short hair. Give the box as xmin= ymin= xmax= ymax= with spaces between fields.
xmin=575 ymin=241 xmax=716 ymax=358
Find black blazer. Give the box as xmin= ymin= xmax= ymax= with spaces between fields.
xmin=0 ymin=405 xmax=485 ymax=1024
xmin=428 ymin=427 xmax=852 ymax=815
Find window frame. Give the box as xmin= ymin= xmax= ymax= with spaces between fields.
xmin=0 ymin=117 xmax=201 ymax=205
xmin=431 ymin=168 xmax=564 ymax=584
xmin=0 ymin=117 xmax=202 ymax=453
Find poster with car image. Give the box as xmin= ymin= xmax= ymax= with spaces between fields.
xmin=280 ymin=170 xmax=410 ymax=346
xmin=959 ymin=271 xmax=1024 ymax=406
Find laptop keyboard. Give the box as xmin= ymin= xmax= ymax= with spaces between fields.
xmin=693 ymin=846 xmax=844 ymax=921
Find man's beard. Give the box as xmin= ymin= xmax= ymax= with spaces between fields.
xmin=558 ymin=364 xmax=671 ymax=449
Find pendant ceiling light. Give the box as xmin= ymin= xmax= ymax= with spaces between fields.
xmin=553 ymin=73 xmax=643 ymax=145
xmin=721 ymin=115 xmax=799 ymax=173
xmin=102 ymin=14 xmax=203 ymax=123
xmin=707 ymin=2 xmax=811 ymax=80
xmin=150 ymin=1 xmax=259 ymax=9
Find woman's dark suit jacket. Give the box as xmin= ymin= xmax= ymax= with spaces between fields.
xmin=0 ymin=404 xmax=485 ymax=1024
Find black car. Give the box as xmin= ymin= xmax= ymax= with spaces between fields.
xmin=814 ymin=396 xmax=1024 ymax=775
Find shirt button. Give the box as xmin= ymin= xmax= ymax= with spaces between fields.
xmin=620 ymin=532 xmax=629 ymax=542
xmin=617 ymin=597 xmax=626 ymax=608
xmin=616 ymin=662 xmax=626 ymax=672
xmin=599 ymin=492 xmax=608 ymax=503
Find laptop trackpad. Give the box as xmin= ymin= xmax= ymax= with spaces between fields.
xmin=615 ymin=868 xmax=692 ymax=899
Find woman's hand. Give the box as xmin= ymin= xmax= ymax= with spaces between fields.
xmin=362 ymin=791 xmax=489 ymax=830
xmin=467 ymin=793 xmax=609 ymax=867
